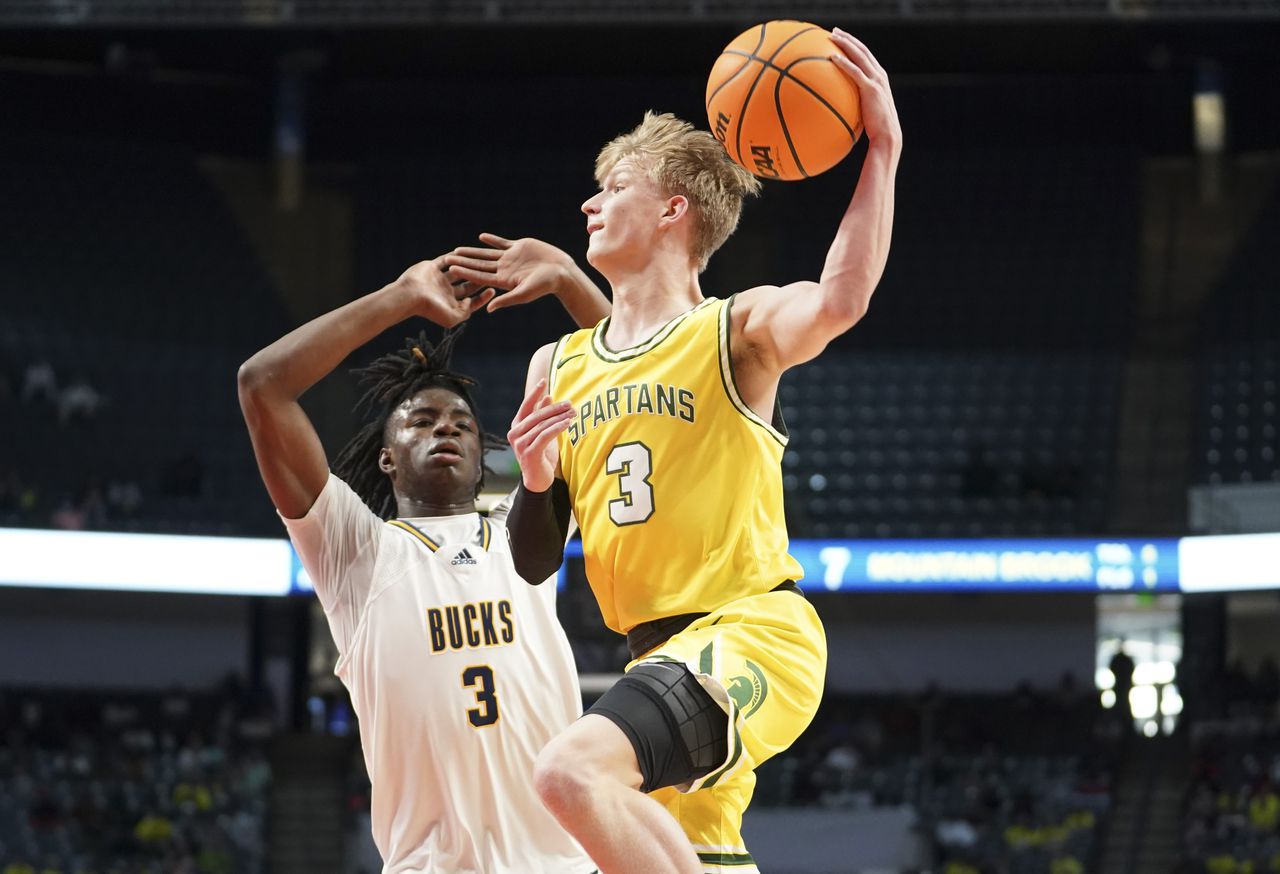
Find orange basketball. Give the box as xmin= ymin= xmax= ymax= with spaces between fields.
xmin=706 ymin=20 xmax=863 ymax=181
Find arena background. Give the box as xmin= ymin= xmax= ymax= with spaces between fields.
xmin=1 ymin=2 xmax=1279 ymax=872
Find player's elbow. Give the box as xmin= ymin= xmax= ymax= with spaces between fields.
xmin=237 ymin=353 xmax=289 ymax=406
xmin=817 ymin=286 xmax=870 ymax=335
xmin=236 ymin=358 xmax=268 ymax=399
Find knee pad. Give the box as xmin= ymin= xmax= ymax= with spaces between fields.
xmin=587 ymin=661 xmax=729 ymax=793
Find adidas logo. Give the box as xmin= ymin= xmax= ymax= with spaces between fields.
xmin=450 ymin=548 xmax=478 ymax=566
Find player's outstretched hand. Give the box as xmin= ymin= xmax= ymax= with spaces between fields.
xmin=509 ymin=377 xmax=574 ymax=492
xmin=395 ymin=256 xmax=495 ymax=328
xmin=829 ymin=29 xmax=902 ymax=147
xmin=444 ymin=234 xmax=576 ymax=313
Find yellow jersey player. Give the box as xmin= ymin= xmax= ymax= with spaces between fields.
xmin=444 ymin=30 xmax=901 ymax=874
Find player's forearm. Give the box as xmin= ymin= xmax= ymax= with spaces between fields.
xmin=557 ymin=262 xmax=612 ymax=328
xmin=238 ymin=280 xmax=418 ymax=403
xmin=817 ymin=137 xmax=900 ymax=326
xmin=506 ymin=480 xmax=573 ymax=585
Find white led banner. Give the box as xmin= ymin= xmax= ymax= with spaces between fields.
xmin=1 ymin=528 xmax=1278 ymax=596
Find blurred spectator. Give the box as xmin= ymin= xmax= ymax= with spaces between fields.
xmin=56 ymin=376 xmax=104 ymax=425
xmin=49 ymin=497 xmax=85 ymax=531
xmin=814 ymin=742 xmax=861 ymax=808
xmin=1248 ymin=779 xmax=1279 ymax=833
xmin=134 ymin=809 xmax=174 ymax=846
xmin=79 ymin=479 xmax=108 ymax=529
xmin=106 ymin=478 xmax=143 ymax=520
xmin=1109 ymin=642 xmax=1135 ymax=728
xmin=20 ymin=360 xmax=57 ymax=407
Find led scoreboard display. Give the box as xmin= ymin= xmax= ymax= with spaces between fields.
xmin=786 ymin=539 xmax=1180 ymax=593
xmin=561 ymin=538 xmax=1182 ymax=593
xmin=2 ymin=530 xmax=1277 ymax=596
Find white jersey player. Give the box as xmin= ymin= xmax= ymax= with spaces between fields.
xmin=238 ymin=249 xmax=610 ymax=873
xmin=285 ymin=476 xmax=591 ymax=872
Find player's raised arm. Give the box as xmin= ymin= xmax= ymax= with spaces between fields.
xmin=733 ymin=29 xmax=902 ymax=374
xmin=237 ymin=259 xmax=492 ymax=519
xmin=444 ymin=233 xmax=613 ymax=328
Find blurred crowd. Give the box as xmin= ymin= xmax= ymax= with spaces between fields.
xmin=0 ymin=351 xmax=148 ymax=535
xmin=1183 ymin=716 xmax=1280 ymax=874
xmin=0 ymin=680 xmax=273 ymax=874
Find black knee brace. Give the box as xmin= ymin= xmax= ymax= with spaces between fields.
xmin=587 ymin=661 xmax=729 ymax=793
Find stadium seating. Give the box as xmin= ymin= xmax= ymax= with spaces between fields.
xmin=1182 ymin=715 xmax=1280 ymax=873
xmin=779 ymin=352 xmax=1120 ymax=537
xmin=0 ymin=133 xmax=287 ymax=536
xmin=2 ymin=123 xmax=1139 ymax=539
xmin=1194 ymin=183 xmax=1280 ymax=486
xmin=454 ymin=349 xmax=1121 ymax=538
xmin=0 ymin=686 xmax=272 ymax=874
xmin=746 ymin=690 xmax=1115 ymax=874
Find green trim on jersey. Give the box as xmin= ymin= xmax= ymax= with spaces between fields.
xmin=696 ymin=851 xmax=757 ymax=866
xmin=589 ymin=297 xmax=718 ymax=363
xmin=547 ymin=335 xmax=569 ymax=394
xmin=716 ymin=294 xmax=787 ymax=447
xmin=701 ymin=728 xmax=745 ymax=789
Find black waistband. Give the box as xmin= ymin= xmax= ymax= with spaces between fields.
xmin=624 ymin=581 xmax=802 ymax=661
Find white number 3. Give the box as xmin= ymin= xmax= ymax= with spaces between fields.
xmin=606 ymin=442 xmax=654 ymax=526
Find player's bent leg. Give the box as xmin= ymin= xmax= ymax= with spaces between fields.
xmin=535 ymin=713 xmax=703 ymax=874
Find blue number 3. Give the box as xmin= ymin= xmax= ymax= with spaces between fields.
xmin=461 ymin=665 xmax=500 ymax=728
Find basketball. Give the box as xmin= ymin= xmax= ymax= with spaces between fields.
xmin=706 ymin=20 xmax=863 ymax=181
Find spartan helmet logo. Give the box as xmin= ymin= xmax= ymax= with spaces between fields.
xmin=726 ymin=660 xmax=769 ymax=719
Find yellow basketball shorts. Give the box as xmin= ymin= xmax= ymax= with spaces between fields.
xmin=631 ymin=587 xmax=827 ymax=874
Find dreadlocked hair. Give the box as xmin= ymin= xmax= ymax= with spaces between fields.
xmin=332 ymin=325 xmax=505 ymax=519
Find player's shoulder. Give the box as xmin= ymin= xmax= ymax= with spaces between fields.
xmin=732 ymin=282 xmax=814 ymax=307
xmin=728 ymin=281 xmax=820 ymax=326
xmin=529 ymin=332 xmax=584 ymax=372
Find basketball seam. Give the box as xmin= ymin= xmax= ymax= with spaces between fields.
xmin=706 ymin=24 xmax=771 ymax=112
xmin=728 ymin=24 xmax=825 ymax=178
xmin=732 ymin=21 xmax=772 ymax=167
xmin=781 ymin=56 xmax=860 ymax=143
xmin=773 ymin=72 xmax=808 ymax=179
xmin=705 ymin=57 xmax=755 ymax=115
xmin=725 ymin=49 xmax=862 ymax=141
xmin=764 ymin=25 xmax=821 ymax=64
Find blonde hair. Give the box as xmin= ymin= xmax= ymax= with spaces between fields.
xmin=595 ymin=111 xmax=761 ymax=272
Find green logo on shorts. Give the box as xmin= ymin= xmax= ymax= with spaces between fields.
xmin=727 ymin=660 xmax=768 ymax=719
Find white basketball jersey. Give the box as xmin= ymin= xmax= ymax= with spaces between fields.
xmin=283 ymin=474 xmax=594 ymax=874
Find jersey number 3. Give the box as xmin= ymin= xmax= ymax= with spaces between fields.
xmin=606 ymin=442 xmax=654 ymax=526
xmin=462 ymin=666 xmax=499 ymax=728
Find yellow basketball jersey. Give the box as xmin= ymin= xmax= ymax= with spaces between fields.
xmin=548 ymin=295 xmax=803 ymax=633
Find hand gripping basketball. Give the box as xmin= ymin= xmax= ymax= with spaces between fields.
xmin=706 ymin=20 xmax=864 ymax=181
xmin=509 ymin=378 xmax=575 ymax=493
xmin=827 ymin=28 xmax=901 ymax=148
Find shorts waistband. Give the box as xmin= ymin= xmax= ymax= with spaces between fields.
xmin=625 ymin=580 xmax=802 ymax=661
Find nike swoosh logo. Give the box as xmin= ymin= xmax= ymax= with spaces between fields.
xmin=555 ymin=353 xmax=585 ymax=370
